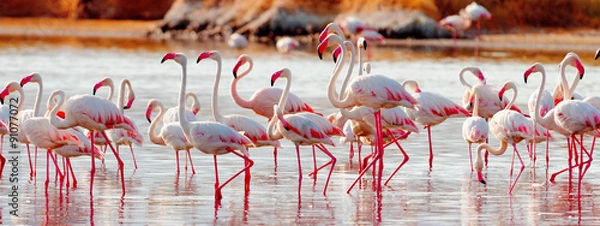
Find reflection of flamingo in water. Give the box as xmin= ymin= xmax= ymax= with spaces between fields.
xmin=146 ymin=99 xmax=196 ymax=174
xmin=319 ymin=33 xmax=418 ymax=193
xmin=162 ymin=52 xmax=254 ymax=201
xmin=267 ymin=68 xmax=337 ymax=196
xmin=403 ymin=79 xmax=470 ymax=170
xmin=475 ymin=81 xmax=533 ymax=194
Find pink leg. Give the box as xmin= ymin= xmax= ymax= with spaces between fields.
xmin=101 ymin=131 xmax=126 ymax=197
xmin=273 ymin=146 xmax=278 ymax=169
xmin=186 ymin=149 xmax=196 ymax=174
xmin=215 ymin=150 xmax=254 ymax=200
xmin=578 ymin=134 xmax=584 ymax=206
xmin=427 ymin=125 xmax=434 ymax=170
xmin=48 ymin=151 xmax=65 ymax=192
xmin=89 ymin=131 xmax=96 ymax=196
xmin=213 ymin=155 xmax=221 ymax=199
xmin=384 ymin=130 xmax=410 ymax=185
xmin=508 ymin=143 xmax=525 ymax=194
xmin=129 ymin=144 xmax=138 ymax=170
xmin=311 ymin=145 xmax=317 ymax=180
xmin=316 ymin=144 xmax=336 ymax=196
xmin=175 ymin=151 xmax=181 ymax=174
xmin=0 ymin=139 xmax=5 ymax=179
xmin=27 ymin=144 xmax=34 ymax=179
xmin=349 ymin=141 xmax=354 ymax=167
xmin=308 ymin=144 xmax=336 ymax=177
xmin=45 ymin=150 xmax=50 ymax=195
xmin=348 ymin=110 xmax=384 ymax=193
xmin=582 ymin=136 xmax=595 ymax=177
xmin=67 ymin=158 xmax=77 ymax=188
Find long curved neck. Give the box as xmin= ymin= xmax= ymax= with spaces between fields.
xmin=504 ymin=85 xmax=517 ymax=110
xmin=276 ymin=75 xmax=292 ymax=111
xmin=117 ymin=79 xmax=129 ymax=114
xmin=48 ymin=91 xmax=76 ymax=129
xmin=357 ymin=43 xmax=364 ymax=76
xmin=106 ymin=81 xmax=114 ymax=102
xmin=339 ymin=41 xmax=355 ymax=100
xmin=267 ymin=105 xmax=280 ymax=140
xmin=532 ymin=70 xmax=546 ymax=123
xmin=230 ymin=60 xmax=254 ymax=109
xmin=475 ymin=142 xmax=508 ymax=172
xmin=178 ymin=62 xmax=192 ymax=140
xmin=472 ymin=88 xmax=481 ymax=117
xmin=16 ymin=86 xmax=25 ymax=112
xmin=148 ymin=102 xmax=166 ymax=145
xmin=459 ymin=68 xmax=473 ymax=88
xmin=559 ymin=61 xmax=572 ymax=101
xmin=33 ymin=80 xmax=43 ymax=116
xmin=327 ymin=37 xmax=355 ymax=109
xmin=211 ymin=55 xmax=224 ymax=122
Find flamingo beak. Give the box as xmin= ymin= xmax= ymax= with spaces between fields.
xmin=20 ymin=74 xmax=34 ymax=87
xmin=0 ymin=87 xmax=9 ymax=105
xmin=575 ymin=60 xmax=585 ymax=79
xmin=498 ymin=88 xmax=506 ymax=102
xmin=318 ymin=27 xmax=329 ymax=43
xmin=477 ymin=172 xmax=486 ymax=184
xmin=332 ymin=46 xmax=342 ymax=63
xmin=124 ymin=98 xmax=134 ymax=110
xmin=523 ymin=68 xmax=532 ymax=83
xmin=270 ymin=70 xmax=283 ymax=87
xmin=197 ymin=52 xmax=212 ymax=63
xmin=192 ymin=108 xmax=200 ymax=115
xmin=232 ymin=60 xmax=243 ymax=78
xmin=161 ymin=52 xmax=178 ymax=63
xmin=317 ymin=40 xmax=329 ymax=60
xmin=92 ymin=81 xmax=103 ymax=95
xmin=145 ymin=106 xmax=153 ymax=123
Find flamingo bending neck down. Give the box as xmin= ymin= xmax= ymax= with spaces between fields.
xmin=162 ymin=52 xmax=254 ymax=201
xmin=146 ymin=99 xmax=196 ymax=174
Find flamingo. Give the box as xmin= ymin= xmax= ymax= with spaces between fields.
xmin=22 ymin=89 xmax=87 ymax=193
xmin=475 ymin=81 xmax=533 ymax=194
xmin=266 ymin=68 xmax=337 ymax=195
xmin=47 ymin=85 xmax=136 ymax=197
xmin=459 ymin=66 xmax=486 ymax=111
xmin=146 ymin=99 xmax=195 ymax=174
xmin=230 ymin=54 xmax=320 ymax=120
xmin=462 ymin=84 xmax=489 ymax=172
xmin=276 ymin=37 xmax=299 ymax=53
xmin=228 ymin=33 xmax=248 ymax=49
xmin=461 ymin=2 xmax=492 ymax=40
xmin=52 ymin=127 xmax=105 ymax=189
xmin=552 ymin=52 xmax=584 ymax=105
xmin=197 ymin=50 xmax=280 ymax=179
xmin=0 ymin=82 xmax=26 ymax=179
xmin=439 ymin=14 xmax=471 ymax=55
xmin=162 ymin=92 xmax=200 ymax=124
xmin=162 ymin=52 xmax=254 ymax=201
xmin=93 ymin=77 xmax=143 ymax=169
xmin=319 ymin=23 xmax=346 ymax=43
xmin=17 ymin=72 xmax=44 ymax=180
xmin=319 ymin=33 xmax=418 ymax=193
xmin=403 ymin=79 xmax=471 ymax=170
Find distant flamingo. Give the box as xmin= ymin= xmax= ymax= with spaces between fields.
xmin=198 ymin=50 xmax=280 ymax=181
xmin=276 ymin=37 xmax=299 ymax=53
xmin=163 ymin=92 xmax=200 ymax=124
xmin=267 ymin=68 xmax=337 ymax=195
xmin=319 ymin=33 xmax=418 ymax=193
xmin=18 ymin=72 xmax=44 ymax=180
xmin=228 ymin=33 xmax=248 ymax=49
xmin=231 ymin=54 xmax=319 ymax=119
xmin=0 ymin=82 xmax=25 ymax=179
xmin=461 ymin=2 xmax=492 ymax=40
xmin=47 ymin=85 xmax=136 ymax=197
xmin=475 ymin=81 xmax=532 ymax=194
xmin=93 ymin=77 xmax=143 ymax=169
xmin=439 ymin=14 xmax=471 ymax=55
xmin=462 ymin=84 xmax=489 ymax=171
xmin=403 ymin=79 xmax=471 ymax=170
xmin=162 ymin=52 xmax=254 ymax=201
xmin=146 ymin=99 xmax=195 ymax=174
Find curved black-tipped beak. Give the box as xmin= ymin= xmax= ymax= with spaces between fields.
xmin=271 ymin=80 xmax=275 ymax=87
xmin=318 ymin=51 xmax=323 ymax=60
xmin=0 ymin=97 xmax=3 ymax=105
xmin=332 ymin=53 xmax=338 ymax=64
xmin=363 ymin=41 xmax=368 ymax=50
xmin=147 ymin=118 xmax=152 ymax=123
xmin=160 ymin=57 xmax=167 ymax=63
xmin=480 ymin=179 xmax=486 ymax=185
xmin=233 ymin=70 xmax=238 ymax=78
xmin=123 ymin=106 xmax=131 ymax=110
xmin=92 ymin=88 xmax=97 ymax=95
xmin=524 ymin=76 xmax=528 ymax=84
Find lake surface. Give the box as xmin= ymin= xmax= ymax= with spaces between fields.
xmin=0 ymin=34 xmax=599 ymax=225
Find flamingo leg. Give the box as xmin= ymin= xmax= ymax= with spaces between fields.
xmin=100 ymin=131 xmax=126 ymax=197
xmin=175 ymin=151 xmax=181 ymax=174
xmin=215 ymin=149 xmax=254 ymax=199
xmin=468 ymin=143 xmax=474 ymax=172
xmin=316 ymin=143 xmax=336 ymax=196
xmin=582 ymin=136 xmax=595 ymax=177
xmin=578 ymin=134 xmax=584 ymax=207
xmin=0 ymin=139 xmax=5 ymax=180
xmin=311 ymin=145 xmax=317 ymax=180
xmin=349 ymin=141 xmax=354 ymax=167
xmin=296 ymin=144 xmax=303 ymax=182
xmin=383 ymin=130 xmax=410 ymax=185
xmin=427 ymin=125 xmax=434 ymax=170
xmin=26 ymin=144 xmax=34 ymax=179
xmin=213 ymin=154 xmax=221 ymax=200
xmin=545 ymin=136 xmax=550 ymax=180
xmin=89 ymin=131 xmax=96 ymax=196
xmin=348 ymin=110 xmax=384 ymax=193
xmin=48 ymin=151 xmax=65 ymax=192
xmin=45 ymin=150 xmax=50 ymax=195
xmin=67 ymin=158 xmax=77 ymax=188
xmin=129 ymin=144 xmax=138 ymax=170
xmin=186 ymin=149 xmax=196 ymax=174
xmin=64 ymin=157 xmax=69 ymax=188
xmin=273 ymin=146 xmax=278 ymax=169
xmin=308 ymin=144 xmax=336 ymax=178
xmin=508 ymin=143 xmax=525 ymax=194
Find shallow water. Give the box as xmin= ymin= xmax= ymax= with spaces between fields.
xmin=1 ymin=35 xmax=599 ymax=225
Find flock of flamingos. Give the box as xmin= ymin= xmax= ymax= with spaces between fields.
xmin=1 ymin=19 xmax=600 ymax=210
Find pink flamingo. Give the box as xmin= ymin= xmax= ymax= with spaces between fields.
xmin=459 ymin=66 xmax=486 ymax=111
xmin=439 ymin=14 xmax=471 ymax=55
xmin=266 ymin=68 xmax=337 ymax=195
xmin=93 ymin=77 xmax=143 ymax=169
xmin=162 ymin=52 xmax=254 ymax=201
xmin=47 ymin=86 xmax=135 ymax=197
xmin=198 ymin=50 xmax=281 ymax=183
xmin=228 ymin=33 xmax=248 ymax=50
xmin=162 ymin=92 xmax=200 ymax=124
xmin=0 ymin=82 xmax=25 ymax=179
xmin=461 ymin=1 xmax=492 ymax=56
xmin=475 ymin=81 xmax=533 ymax=194
xmin=146 ymin=99 xmax=196 ymax=174
xmin=276 ymin=37 xmax=299 ymax=54
xmin=402 ymin=79 xmax=471 ymax=170
xmin=462 ymin=84 xmax=489 ymax=172
xmin=320 ymin=33 xmax=418 ymax=193
xmin=231 ymin=54 xmax=319 ymax=119
xmin=552 ymin=52 xmax=584 ymax=105
xmin=18 ymin=72 xmax=44 ymax=180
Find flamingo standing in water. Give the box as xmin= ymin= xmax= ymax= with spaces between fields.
xmin=47 ymin=84 xmax=136 ymax=197
xmin=439 ymin=13 xmax=471 ymax=56
xmin=402 ymin=79 xmax=471 ymax=170
xmin=462 ymin=84 xmax=489 ymax=172
xmin=146 ymin=99 xmax=196 ymax=174
xmin=475 ymin=81 xmax=533 ymax=194
xmin=276 ymin=37 xmax=299 ymax=54
xmin=197 ymin=50 xmax=280 ymax=184
xmin=267 ymin=68 xmax=337 ymax=195
xmin=162 ymin=52 xmax=254 ymax=201
xmin=461 ymin=1 xmax=492 ymax=56
xmin=319 ymin=33 xmax=418 ymax=193
xmin=162 ymin=92 xmax=200 ymax=124
xmin=17 ymin=72 xmax=44 ymax=180
xmin=0 ymin=82 xmax=25 ymax=179
xmin=93 ymin=77 xmax=143 ymax=169
xmin=459 ymin=66 xmax=486 ymax=112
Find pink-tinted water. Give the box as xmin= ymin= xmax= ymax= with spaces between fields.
xmin=0 ymin=35 xmax=599 ymax=225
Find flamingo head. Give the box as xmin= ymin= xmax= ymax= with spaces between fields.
xmin=357 ymin=37 xmax=367 ymax=51
xmin=145 ymin=103 xmax=154 ymax=123
xmin=0 ymin=82 xmax=22 ymax=105
xmin=270 ymin=68 xmax=291 ymax=87
xmin=161 ymin=52 xmax=186 ymax=65
xmin=186 ymin=92 xmax=201 ymax=115
xmin=93 ymin=77 xmax=113 ymax=95
xmin=523 ymin=63 xmax=544 ymax=84
xmin=498 ymin=86 xmax=506 ymax=102
xmin=19 ymin=72 xmax=41 ymax=87
xmin=196 ymin=51 xmax=218 ymax=63
xmin=124 ymin=96 xmax=135 ymax=110
xmin=317 ymin=33 xmax=343 ymax=60
xmin=561 ymin=52 xmax=585 ymax=79
xmin=332 ymin=46 xmax=342 ymax=63
xmin=232 ymin=57 xmax=245 ymax=78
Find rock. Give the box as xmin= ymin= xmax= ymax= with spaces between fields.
xmin=340 ymin=11 xmax=451 ymax=39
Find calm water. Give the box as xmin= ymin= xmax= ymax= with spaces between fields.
xmin=1 ymin=34 xmax=600 ymax=225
